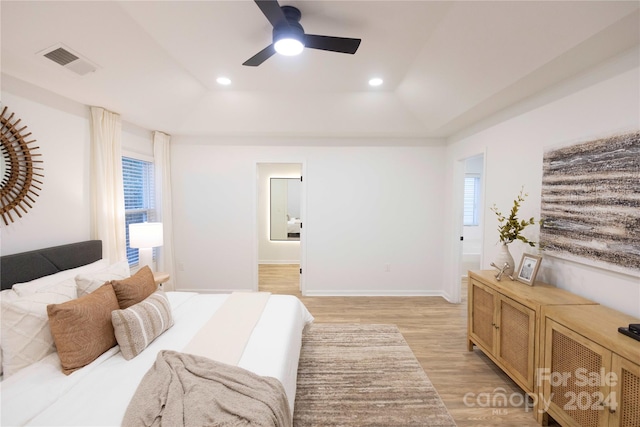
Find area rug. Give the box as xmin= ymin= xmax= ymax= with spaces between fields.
xmin=293 ymin=323 xmax=457 ymax=426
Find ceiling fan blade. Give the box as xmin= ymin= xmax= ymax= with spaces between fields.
xmin=304 ymin=34 xmax=361 ymax=54
xmin=243 ymin=44 xmax=277 ymax=67
xmin=254 ymin=0 xmax=288 ymax=28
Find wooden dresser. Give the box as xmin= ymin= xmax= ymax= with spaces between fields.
xmin=539 ymin=304 xmax=640 ymax=427
xmin=467 ymin=270 xmax=597 ymax=423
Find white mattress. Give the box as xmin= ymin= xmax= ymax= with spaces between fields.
xmin=0 ymin=292 xmax=314 ymax=426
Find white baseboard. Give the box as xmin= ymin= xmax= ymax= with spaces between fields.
xmin=440 ymin=290 xmax=458 ymax=303
xmin=175 ymin=288 xmax=255 ymax=294
xmin=259 ymin=261 xmax=300 ymax=265
xmin=303 ymin=289 xmax=447 ymax=297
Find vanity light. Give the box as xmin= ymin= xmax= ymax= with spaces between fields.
xmin=216 ymin=77 xmax=232 ymax=86
xmin=368 ymin=78 xmax=383 ymax=87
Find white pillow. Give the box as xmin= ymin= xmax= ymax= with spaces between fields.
xmin=0 ymin=288 xmax=20 ymax=303
xmin=75 ymin=260 xmax=131 ymax=297
xmin=1 ymin=280 xmax=77 ymax=377
xmin=0 ymin=289 xmax=21 ymax=376
xmin=12 ymin=259 xmax=108 ymax=296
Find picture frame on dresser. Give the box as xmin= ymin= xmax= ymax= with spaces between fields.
xmin=516 ymin=254 xmax=541 ymax=286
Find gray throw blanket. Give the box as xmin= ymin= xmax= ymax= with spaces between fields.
xmin=122 ymin=350 xmax=292 ymax=427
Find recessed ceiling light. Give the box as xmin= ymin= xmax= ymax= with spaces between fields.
xmin=216 ymin=77 xmax=231 ymax=86
xmin=368 ymin=78 xmax=383 ymax=87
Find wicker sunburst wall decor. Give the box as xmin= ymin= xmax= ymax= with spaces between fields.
xmin=0 ymin=106 xmax=44 ymax=225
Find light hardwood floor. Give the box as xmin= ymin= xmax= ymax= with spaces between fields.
xmin=260 ymin=264 xmax=550 ymax=427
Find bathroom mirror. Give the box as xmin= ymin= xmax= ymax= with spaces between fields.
xmin=270 ymin=178 xmax=301 ymax=241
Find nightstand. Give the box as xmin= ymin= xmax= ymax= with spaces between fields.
xmin=153 ymin=272 xmax=170 ymax=289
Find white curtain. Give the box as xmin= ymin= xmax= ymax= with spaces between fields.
xmin=89 ymin=107 xmax=127 ymax=263
xmin=153 ymin=131 xmax=176 ymax=291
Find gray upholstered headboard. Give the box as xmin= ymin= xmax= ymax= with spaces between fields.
xmin=1 ymin=240 xmax=102 ymax=290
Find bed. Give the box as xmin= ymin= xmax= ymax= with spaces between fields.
xmin=287 ymin=217 xmax=301 ymax=238
xmin=0 ymin=240 xmax=313 ymax=426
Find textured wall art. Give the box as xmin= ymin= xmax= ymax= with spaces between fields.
xmin=539 ymin=130 xmax=639 ymax=277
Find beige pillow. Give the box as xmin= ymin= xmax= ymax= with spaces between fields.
xmin=47 ymin=284 xmax=119 ymax=375
xmin=112 ymin=291 xmax=173 ymax=360
xmin=111 ymin=266 xmax=156 ymax=309
xmin=1 ymin=281 xmax=77 ymax=377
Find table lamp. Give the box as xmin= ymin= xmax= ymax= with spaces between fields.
xmin=129 ymin=222 xmax=163 ymax=272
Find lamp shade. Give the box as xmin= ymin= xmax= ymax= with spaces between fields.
xmin=129 ymin=222 xmax=163 ymax=248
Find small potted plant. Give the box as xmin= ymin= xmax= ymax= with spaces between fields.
xmin=490 ymin=187 xmax=540 ymax=275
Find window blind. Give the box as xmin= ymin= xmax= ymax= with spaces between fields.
xmin=463 ymin=175 xmax=480 ymax=226
xmin=122 ymin=157 xmax=156 ymax=266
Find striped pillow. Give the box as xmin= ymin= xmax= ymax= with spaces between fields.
xmin=111 ymin=291 xmax=173 ymax=360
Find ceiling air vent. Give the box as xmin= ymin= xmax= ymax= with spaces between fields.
xmin=38 ymin=44 xmax=98 ymax=76
xmin=44 ymin=47 xmax=79 ymax=66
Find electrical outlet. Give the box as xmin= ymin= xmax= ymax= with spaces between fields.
xmin=385 ymin=263 xmax=391 ymax=272
xmin=178 ymin=262 xmax=185 ymax=271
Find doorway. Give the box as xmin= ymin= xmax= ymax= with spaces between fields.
xmin=256 ymin=163 xmax=303 ymax=293
xmin=461 ymin=154 xmax=485 ymax=278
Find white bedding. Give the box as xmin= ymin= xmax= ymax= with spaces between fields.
xmin=0 ymin=291 xmax=314 ymax=426
xmin=287 ymin=218 xmax=301 ymax=234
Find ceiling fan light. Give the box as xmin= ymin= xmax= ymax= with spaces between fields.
xmin=274 ymin=38 xmax=304 ymax=56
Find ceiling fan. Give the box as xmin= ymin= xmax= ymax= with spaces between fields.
xmin=243 ymin=0 xmax=362 ymax=67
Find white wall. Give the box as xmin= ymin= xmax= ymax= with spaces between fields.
xmin=257 ymin=163 xmax=301 ymax=264
xmin=1 ymin=76 xmax=91 ymax=255
xmin=444 ymin=50 xmax=640 ymax=316
xmin=122 ymin=121 xmax=153 ymax=159
xmin=170 ymin=143 xmax=447 ymax=296
xmin=1 ymin=75 xmax=153 ymax=257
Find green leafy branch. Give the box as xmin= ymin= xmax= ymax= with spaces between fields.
xmin=490 ymin=187 xmax=540 ymax=247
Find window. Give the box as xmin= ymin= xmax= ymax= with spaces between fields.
xmin=463 ymin=175 xmax=480 ymax=226
xmin=123 ymin=156 xmax=155 ymax=267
